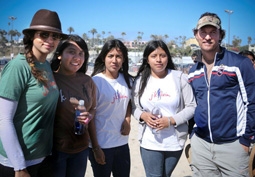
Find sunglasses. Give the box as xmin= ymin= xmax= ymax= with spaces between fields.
xmin=37 ymin=32 xmax=62 ymax=41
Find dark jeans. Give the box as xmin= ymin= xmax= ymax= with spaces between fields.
xmin=0 ymin=155 xmax=53 ymax=177
xmin=89 ymin=144 xmax=130 ymax=177
xmin=52 ymin=148 xmax=89 ymax=177
xmin=140 ymin=147 xmax=182 ymax=177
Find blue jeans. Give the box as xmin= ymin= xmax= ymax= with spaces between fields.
xmin=52 ymin=148 xmax=89 ymax=177
xmin=140 ymin=147 xmax=182 ymax=177
xmin=89 ymin=144 xmax=130 ymax=177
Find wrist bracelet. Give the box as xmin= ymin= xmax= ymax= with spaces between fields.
xmin=168 ymin=117 xmax=171 ymax=127
xmin=92 ymin=146 xmax=100 ymax=152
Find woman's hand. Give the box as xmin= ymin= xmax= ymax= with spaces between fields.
xmin=141 ymin=112 xmax=174 ymax=131
xmin=77 ymin=111 xmax=92 ymax=125
xmin=15 ymin=169 xmax=30 ymax=177
xmin=241 ymin=144 xmax=249 ymax=153
xmin=93 ymin=147 xmax=106 ymax=165
xmin=140 ymin=112 xmax=158 ymax=128
xmin=154 ymin=116 xmax=171 ymax=131
xmin=121 ymin=118 xmax=131 ymax=135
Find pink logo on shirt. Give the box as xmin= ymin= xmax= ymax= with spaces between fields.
xmin=149 ymin=88 xmax=170 ymax=101
xmin=111 ymin=90 xmax=128 ymax=104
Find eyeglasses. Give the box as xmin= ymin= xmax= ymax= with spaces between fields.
xmin=37 ymin=32 xmax=62 ymax=41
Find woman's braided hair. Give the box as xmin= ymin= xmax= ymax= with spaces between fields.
xmin=23 ymin=31 xmax=48 ymax=86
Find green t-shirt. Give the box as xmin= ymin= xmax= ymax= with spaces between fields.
xmin=0 ymin=54 xmax=59 ymax=160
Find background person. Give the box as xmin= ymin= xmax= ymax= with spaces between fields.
xmin=132 ymin=40 xmax=196 ymax=177
xmin=0 ymin=9 xmax=66 ymax=177
xmin=191 ymin=49 xmax=201 ymax=63
xmin=50 ymin=34 xmax=97 ymax=177
xmin=89 ymin=39 xmax=133 ymax=177
xmin=239 ymin=50 xmax=255 ymax=68
xmin=188 ymin=12 xmax=255 ymax=177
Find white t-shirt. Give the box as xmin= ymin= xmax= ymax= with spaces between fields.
xmin=92 ymin=73 xmax=131 ymax=148
xmin=140 ymin=70 xmax=182 ymax=151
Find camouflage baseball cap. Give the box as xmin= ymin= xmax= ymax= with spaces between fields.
xmin=196 ymin=15 xmax=221 ymax=29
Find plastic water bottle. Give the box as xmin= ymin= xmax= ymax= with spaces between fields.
xmin=74 ymin=100 xmax=86 ymax=135
xmin=151 ymin=106 xmax=162 ymax=134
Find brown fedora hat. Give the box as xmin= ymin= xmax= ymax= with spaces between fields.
xmin=22 ymin=9 xmax=65 ymax=35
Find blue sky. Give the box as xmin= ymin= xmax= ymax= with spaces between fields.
xmin=0 ymin=0 xmax=254 ymax=46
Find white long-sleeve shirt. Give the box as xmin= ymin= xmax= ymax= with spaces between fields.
xmin=0 ymin=97 xmax=43 ymax=170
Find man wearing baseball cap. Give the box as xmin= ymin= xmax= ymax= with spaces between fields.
xmin=188 ymin=12 xmax=255 ymax=176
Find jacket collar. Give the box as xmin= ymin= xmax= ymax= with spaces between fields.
xmin=195 ymin=46 xmax=226 ymax=63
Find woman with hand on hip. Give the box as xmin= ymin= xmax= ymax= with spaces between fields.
xmin=0 ymin=9 xmax=66 ymax=177
xmin=132 ymin=40 xmax=196 ymax=177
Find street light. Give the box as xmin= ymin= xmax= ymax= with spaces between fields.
xmin=8 ymin=16 xmax=17 ymax=42
xmin=8 ymin=16 xmax=17 ymax=58
xmin=224 ymin=10 xmax=233 ymax=48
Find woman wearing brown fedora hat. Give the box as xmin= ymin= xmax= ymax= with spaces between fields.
xmin=0 ymin=9 xmax=66 ymax=177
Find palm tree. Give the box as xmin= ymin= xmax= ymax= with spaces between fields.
xmin=164 ymin=34 xmax=169 ymax=41
xmin=15 ymin=30 xmax=21 ymax=43
xmin=248 ymin=36 xmax=252 ymax=46
xmin=89 ymin=28 xmax=98 ymax=47
xmin=0 ymin=29 xmax=8 ymax=45
xmin=67 ymin=27 xmax=74 ymax=34
xmin=138 ymin=31 xmax=144 ymax=38
xmin=121 ymin=32 xmax=126 ymax=41
xmin=150 ymin=34 xmax=158 ymax=40
xmin=102 ymin=31 xmax=105 ymax=44
xmin=96 ymin=34 xmax=101 ymax=46
xmin=232 ymin=35 xmax=242 ymax=48
xmin=82 ymin=33 xmax=88 ymax=41
xmin=106 ymin=35 xmax=114 ymax=41
xmin=180 ymin=36 xmax=187 ymax=48
xmin=8 ymin=29 xmax=20 ymax=43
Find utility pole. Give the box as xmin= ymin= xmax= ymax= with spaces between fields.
xmin=8 ymin=16 xmax=17 ymax=58
xmin=224 ymin=10 xmax=233 ymax=48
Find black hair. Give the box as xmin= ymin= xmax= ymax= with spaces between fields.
xmin=239 ymin=50 xmax=255 ymax=61
xmin=51 ymin=34 xmax=89 ymax=73
xmin=91 ymin=39 xmax=133 ymax=89
xmin=135 ymin=40 xmax=176 ymax=98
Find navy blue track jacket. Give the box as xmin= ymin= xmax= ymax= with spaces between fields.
xmin=188 ymin=47 xmax=255 ymax=147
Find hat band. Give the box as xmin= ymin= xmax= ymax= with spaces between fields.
xmin=29 ymin=25 xmax=62 ymax=33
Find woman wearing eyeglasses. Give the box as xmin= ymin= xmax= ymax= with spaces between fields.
xmin=0 ymin=9 xmax=66 ymax=177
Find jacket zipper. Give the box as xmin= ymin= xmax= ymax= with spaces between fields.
xmin=204 ymin=65 xmax=214 ymax=143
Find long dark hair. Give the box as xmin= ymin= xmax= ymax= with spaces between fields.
xmin=23 ymin=30 xmax=49 ymax=86
xmin=136 ymin=40 xmax=176 ymax=98
xmin=91 ymin=39 xmax=132 ymax=89
xmin=51 ymin=34 xmax=89 ymax=73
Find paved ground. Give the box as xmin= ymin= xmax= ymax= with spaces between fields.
xmin=85 ymin=116 xmax=192 ymax=177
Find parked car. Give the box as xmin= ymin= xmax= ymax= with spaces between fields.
xmin=0 ymin=59 xmax=8 ymax=65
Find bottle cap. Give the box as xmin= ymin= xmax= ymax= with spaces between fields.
xmin=79 ymin=100 xmax=84 ymax=106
